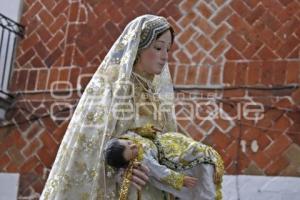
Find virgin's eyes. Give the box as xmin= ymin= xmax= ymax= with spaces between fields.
xmin=154 ymin=46 xmax=170 ymax=52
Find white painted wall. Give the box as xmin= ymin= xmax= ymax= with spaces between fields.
xmin=0 ymin=0 xmax=23 ymax=22
xmin=0 ymin=173 xmax=19 ymax=200
xmin=0 ymin=0 xmax=23 ymax=94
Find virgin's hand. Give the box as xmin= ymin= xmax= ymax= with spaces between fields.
xmin=131 ymin=163 xmax=150 ymax=190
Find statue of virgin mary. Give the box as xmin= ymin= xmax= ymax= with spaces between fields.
xmin=40 ymin=15 xmax=179 ymax=200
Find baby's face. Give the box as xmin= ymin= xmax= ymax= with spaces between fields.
xmin=119 ymin=139 xmax=138 ymax=161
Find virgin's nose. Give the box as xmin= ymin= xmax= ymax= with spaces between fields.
xmin=161 ymin=50 xmax=168 ymax=62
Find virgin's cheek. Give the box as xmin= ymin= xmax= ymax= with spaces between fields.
xmin=144 ymin=50 xmax=159 ymax=62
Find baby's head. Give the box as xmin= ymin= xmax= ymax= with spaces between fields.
xmin=104 ymin=138 xmax=138 ymax=169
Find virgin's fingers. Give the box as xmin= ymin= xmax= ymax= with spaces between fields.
xmin=139 ymin=164 xmax=150 ymax=174
xmin=131 ymin=182 xmax=142 ymax=191
xmin=132 ymin=169 xmax=149 ymax=181
xmin=132 ymin=174 xmax=146 ymax=186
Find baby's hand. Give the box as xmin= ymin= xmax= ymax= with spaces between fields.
xmin=183 ymin=176 xmax=198 ymax=188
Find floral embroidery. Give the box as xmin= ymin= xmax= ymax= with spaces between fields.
xmin=161 ymin=171 xmax=184 ymax=190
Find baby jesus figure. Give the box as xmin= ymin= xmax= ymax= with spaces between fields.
xmin=104 ymin=123 xmax=224 ymax=200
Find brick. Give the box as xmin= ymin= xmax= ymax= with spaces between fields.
xmin=22 ymin=33 xmax=39 ymax=52
xmin=258 ymin=46 xmax=279 ymax=60
xmin=40 ymin=116 xmax=57 ymax=133
xmin=37 ymin=146 xmax=55 ymax=167
xmin=211 ymin=131 xmax=231 ymax=149
xmin=37 ymin=69 xmax=49 ymax=90
xmin=235 ymin=62 xmax=248 ymax=85
xmin=186 ymin=41 xmax=198 ymax=55
xmin=211 ymin=23 xmax=230 ymax=43
xmin=179 ymin=12 xmax=197 ymax=28
xmin=196 ymin=35 xmax=213 ymax=51
xmin=51 ymin=0 xmax=68 ymax=17
xmin=230 ymin=0 xmax=251 ymax=18
xmin=0 ymin=154 xmax=10 ymax=169
xmin=40 ymin=0 xmax=55 ymax=9
xmin=197 ymin=65 xmax=209 ymax=85
xmin=212 ymin=5 xmax=232 ymax=25
xmin=178 ymin=26 xmax=196 ymax=44
xmin=257 ymin=133 xmax=272 ymax=151
xmin=265 ymin=156 xmax=289 ymax=175
xmin=210 ymin=64 xmax=221 ymax=85
xmin=287 ymin=123 xmax=300 ymax=145
xmin=274 ymin=98 xmax=295 ymax=110
xmin=278 ymin=0 xmax=294 ymax=6
xmin=225 ymin=140 xmax=238 ymax=159
xmin=278 ymin=1 xmax=300 ymax=23
xmin=272 ymin=61 xmax=287 ymax=85
xmin=228 ymin=14 xmax=251 ymax=33
xmin=292 ymin=88 xmax=300 ymax=105
xmin=277 ymin=18 xmax=299 ymax=41
xmin=223 ymin=89 xmax=246 ymax=98
xmin=186 ymin=124 xmax=203 ymax=141
xmin=185 ymin=66 xmax=197 ymax=85
xmin=225 ymin=48 xmax=243 ymax=60
xmin=13 ymin=133 xmax=26 ymax=151
xmin=18 ymin=49 xmax=35 ymax=66
xmin=195 ymin=18 xmax=214 ymax=35
xmin=23 ymin=138 xmax=42 ymax=157
xmin=23 ymin=1 xmax=43 ymax=21
xmin=261 ymin=12 xmax=281 ymax=32
xmin=247 ymin=61 xmax=261 ymax=84
xmin=6 ymin=162 xmax=19 ymax=172
xmin=7 ymin=146 xmax=25 ymax=165
xmin=73 ymin=49 xmax=88 ymax=67
xmin=47 ymin=31 xmax=65 ymax=51
xmin=45 ymin=48 xmax=63 ymax=68
xmin=38 ymin=9 xmax=54 ymax=26
xmin=265 ymin=134 xmax=292 ymax=158
xmin=197 ymin=2 xmax=213 ymax=19
xmin=20 ymin=156 xmax=39 ymax=173
xmin=243 ymin=40 xmax=263 ymax=59
xmin=238 ymin=153 xmax=251 ymax=173
xmin=288 ymin=46 xmax=299 ymax=59
xmin=32 ymin=56 xmax=46 ymax=68
xmin=192 ymin=51 xmax=205 ymax=64
xmin=252 ymin=152 xmax=270 ymax=169
xmin=223 ymin=62 xmax=236 ymax=85
xmin=210 ymin=41 xmax=228 ymax=60
xmin=260 ymin=27 xmax=282 ymax=50
xmin=52 ymin=121 xmax=69 ymax=142
xmin=40 ymin=131 xmax=58 ymax=154
xmin=175 ymin=50 xmax=190 ymax=64
xmin=69 ymin=2 xmax=79 ymax=22
xmin=260 ymin=61 xmax=273 ymax=85
xmin=245 ymin=4 xmax=265 ymax=24
xmin=277 ymin=35 xmax=300 ymax=58
xmin=34 ymin=41 xmax=49 ymax=59
xmin=175 ymin=65 xmax=187 ymax=85
xmin=49 ymin=15 xmax=67 ymax=34
xmin=26 ymin=70 xmax=38 ymax=90
xmin=26 ymin=122 xmax=43 ymax=140
xmin=179 ymin=0 xmax=198 ymax=13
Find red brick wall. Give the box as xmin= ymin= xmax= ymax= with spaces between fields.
xmin=0 ymin=0 xmax=299 ymax=198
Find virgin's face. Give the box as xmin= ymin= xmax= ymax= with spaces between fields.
xmin=138 ymin=30 xmax=172 ymax=75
